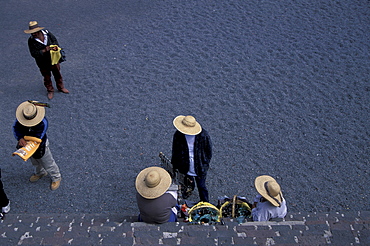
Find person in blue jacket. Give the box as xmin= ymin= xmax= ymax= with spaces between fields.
xmin=13 ymin=101 xmax=61 ymax=190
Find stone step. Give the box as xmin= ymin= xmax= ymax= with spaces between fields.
xmin=0 ymin=211 xmax=369 ymax=245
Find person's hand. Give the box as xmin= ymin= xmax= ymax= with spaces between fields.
xmin=18 ymin=138 xmax=27 ymax=147
xmin=45 ymin=46 xmax=51 ymax=52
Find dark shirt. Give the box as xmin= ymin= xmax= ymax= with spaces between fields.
xmin=136 ymin=192 xmax=177 ymax=224
xmin=171 ymin=130 xmax=212 ymax=179
xmin=28 ymin=30 xmax=59 ymax=69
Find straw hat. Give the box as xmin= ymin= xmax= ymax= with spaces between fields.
xmin=16 ymin=101 xmax=45 ymax=127
xmin=173 ymin=115 xmax=202 ymax=135
xmin=255 ymin=175 xmax=283 ymax=207
xmin=24 ymin=21 xmax=44 ymax=34
xmin=135 ymin=167 xmax=172 ymax=199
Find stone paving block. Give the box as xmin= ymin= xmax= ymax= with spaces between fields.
xmin=158 ymin=222 xmax=182 ymax=231
xmin=181 ymin=224 xmax=215 ymax=232
xmin=133 ymin=229 xmax=162 ymax=238
xmin=330 ymin=221 xmax=352 ymax=230
xmin=330 ymin=229 xmax=358 ymax=245
xmin=57 ymin=237 xmax=96 ymax=246
xmin=291 ymin=224 xmax=307 ymax=231
xmin=358 ymin=230 xmax=370 ymax=245
xmin=100 ymin=235 xmax=134 ymax=245
xmin=244 ymin=229 xmax=277 ymax=238
xmin=161 ymin=237 xmax=178 ymax=245
xmin=132 ymin=222 xmax=158 ymax=230
xmin=209 ymin=229 xmax=236 ymax=238
xmin=214 ymin=224 xmax=232 ymax=231
xmin=359 ymin=211 xmax=370 ymax=218
xmin=217 ymin=236 xmax=233 ymax=245
xmin=134 ymin=236 xmax=161 ymax=245
xmin=303 ymin=224 xmax=329 ymax=235
xmin=272 ymin=235 xmax=298 ymax=245
xmin=0 ymin=238 xmax=16 ymax=245
xmin=179 ymin=236 xmax=215 ymax=245
xmin=253 ymin=236 xmax=278 ymax=245
xmin=37 ymin=236 xmax=70 ymax=246
xmin=235 ymin=224 xmax=257 ymax=231
xmin=178 ymin=230 xmax=211 ymax=238
xmin=232 ymin=236 xmax=255 ymax=245
xmin=296 ymin=235 xmax=327 ymax=245
xmin=272 ymin=225 xmax=302 ymax=237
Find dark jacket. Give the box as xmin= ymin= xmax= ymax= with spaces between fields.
xmin=171 ymin=129 xmax=212 ymax=179
xmin=28 ymin=30 xmax=59 ymax=69
xmin=13 ymin=118 xmax=48 ymax=159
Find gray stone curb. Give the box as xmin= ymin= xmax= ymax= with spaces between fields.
xmin=0 ymin=211 xmax=369 ymax=245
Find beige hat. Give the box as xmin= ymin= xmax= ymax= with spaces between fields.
xmin=135 ymin=166 xmax=172 ymax=199
xmin=255 ymin=175 xmax=283 ymax=207
xmin=173 ymin=115 xmax=202 ymax=135
xmin=16 ymin=101 xmax=45 ymax=127
xmin=24 ymin=21 xmax=44 ymax=34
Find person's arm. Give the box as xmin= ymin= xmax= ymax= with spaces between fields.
xmin=32 ymin=118 xmax=48 ymax=139
xmin=28 ymin=38 xmax=45 ymax=58
xmin=13 ymin=121 xmax=27 ymax=146
xmin=47 ymin=31 xmax=59 ymax=46
xmin=203 ymin=131 xmax=212 ymax=163
xmin=171 ymin=132 xmax=181 ymax=170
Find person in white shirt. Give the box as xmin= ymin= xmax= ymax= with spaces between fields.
xmin=251 ymin=175 xmax=287 ymax=221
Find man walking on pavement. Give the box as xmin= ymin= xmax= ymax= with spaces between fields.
xmin=24 ymin=21 xmax=69 ymax=100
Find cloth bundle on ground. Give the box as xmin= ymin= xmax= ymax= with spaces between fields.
xmin=12 ymin=136 xmax=42 ymax=161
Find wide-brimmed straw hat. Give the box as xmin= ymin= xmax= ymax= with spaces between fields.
xmin=24 ymin=21 xmax=44 ymax=34
xmin=16 ymin=101 xmax=45 ymax=127
xmin=135 ymin=166 xmax=172 ymax=199
xmin=173 ymin=115 xmax=202 ymax=135
xmin=255 ymin=175 xmax=283 ymax=207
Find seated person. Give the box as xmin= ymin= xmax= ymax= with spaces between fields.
xmin=251 ymin=175 xmax=287 ymax=221
xmin=135 ymin=166 xmax=178 ymax=223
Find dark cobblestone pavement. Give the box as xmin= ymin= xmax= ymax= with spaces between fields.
xmin=1 ymin=211 xmax=369 ymax=245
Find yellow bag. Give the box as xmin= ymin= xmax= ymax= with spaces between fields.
xmin=12 ymin=136 xmax=42 ymax=161
xmin=50 ymin=45 xmax=61 ymax=65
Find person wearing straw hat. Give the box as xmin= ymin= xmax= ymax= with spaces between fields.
xmin=13 ymin=101 xmax=61 ymax=190
xmin=136 ymin=166 xmax=178 ymax=224
xmin=24 ymin=21 xmax=69 ymax=100
xmin=251 ymin=175 xmax=287 ymax=221
xmin=171 ymin=115 xmax=212 ymax=202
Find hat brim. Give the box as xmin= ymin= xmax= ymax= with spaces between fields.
xmin=255 ymin=175 xmax=282 ymax=207
xmin=173 ymin=115 xmax=202 ymax=135
xmin=16 ymin=101 xmax=45 ymax=127
xmin=24 ymin=27 xmax=44 ymax=34
xmin=135 ymin=167 xmax=172 ymax=199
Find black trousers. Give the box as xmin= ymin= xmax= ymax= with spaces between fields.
xmin=0 ymin=169 xmax=9 ymax=207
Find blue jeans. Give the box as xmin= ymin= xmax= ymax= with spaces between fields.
xmin=187 ymin=176 xmax=209 ymax=202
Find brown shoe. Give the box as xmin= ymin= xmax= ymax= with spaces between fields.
xmin=47 ymin=91 xmax=54 ymax=100
xmin=58 ymin=88 xmax=69 ymax=94
xmin=30 ymin=173 xmax=48 ymax=182
xmin=51 ymin=179 xmax=61 ymax=191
